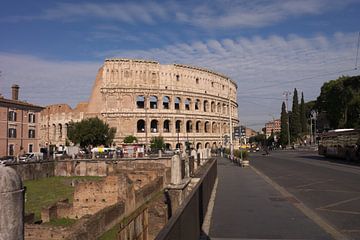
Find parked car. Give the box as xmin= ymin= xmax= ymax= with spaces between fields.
xmin=0 ymin=156 xmax=16 ymax=164
xmin=19 ymin=152 xmax=43 ymax=162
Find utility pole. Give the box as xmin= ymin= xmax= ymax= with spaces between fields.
xmin=228 ymin=79 xmax=234 ymax=160
xmin=283 ymin=91 xmax=291 ymax=147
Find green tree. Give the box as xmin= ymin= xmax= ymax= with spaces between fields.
xmin=67 ymin=117 xmax=116 ymax=149
xmin=316 ymin=75 xmax=360 ymax=129
xmin=150 ymin=136 xmax=165 ymax=152
xmin=279 ymin=102 xmax=289 ymax=146
xmin=123 ymin=135 xmax=138 ymax=144
xmin=290 ymin=88 xmax=301 ymax=142
xmin=300 ymin=92 xmax=307 ymax=134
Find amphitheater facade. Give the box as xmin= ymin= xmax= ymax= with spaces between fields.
xmin=40 ymin=59 xmax=239 ymax=150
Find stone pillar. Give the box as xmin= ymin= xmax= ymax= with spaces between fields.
xmin=158 ymin=149 xmax=162 ymax=158
xmin=191 ymin=150 xmax=198 ymax=170
xmin=0 ymin=165 xmax=24 ymax=240
xmin=183 ymin=154 xmax=190 ymax=178
xmin=198 ymin=149 xmax=204 ymax=165
xmin=171 ymin=155 xmax=182 ymax=185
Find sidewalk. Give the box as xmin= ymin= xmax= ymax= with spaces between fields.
xmin=208 ymin=157 xmax=331 ymax=240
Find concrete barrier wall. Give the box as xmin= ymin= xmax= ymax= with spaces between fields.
xmin=155 ymin=159 xmax=217 ymax=240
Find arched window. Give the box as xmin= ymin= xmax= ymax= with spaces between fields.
xmin=149 ymin=96 xmax=158 ymax=109
xmin=195 ymin=99 xmax=201 ymax=110
xmin=175 ymin=120 xmax=182 ymax=132
xmin=211 ymin=101 xmax=215 ymax=112
xmin=175 ymin=97 xmax=181 ymax=110
xmin=137 ymin=96 xmax=145 ymax=108
xmin=137 ymin=120 xmax=145 ymax=132
xmin=205 ymin=121 xmax=210 ymax=133
xmin=151 ymin=120 xmax=158 ymax=132
xmin=185 ymin=98 xmax=191 ymax=110
xmin=205 ymin=142 xmax=210 ymax=148
xmin=186 ymin=120 xmax=192 ymax=133
xmin=163 ymin=96 xmax=170 ymax=109
xmin=204 ymin=100 xmax=209 ymax=112
xmin=222 ymin=103 xmax=226 ymax=114
xmin=58 ymin=124 xmax=63 ymax=139
xmin=196 ymin=121 xmax=201 ymax=133
xmin=52 ymin=124 xmax=56 ymax=140
xmin=217 ymin=102 xmax=221 ymax=113
xmin=196 ymin=143 xmax=202 ymax=149
xmin=163 ymin=120 xmax=170 ymax=132
xmin=212 ymin=122 xmax=218 ymax=133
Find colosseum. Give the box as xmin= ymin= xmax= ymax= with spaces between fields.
xmin=40 ymin=58 xmax=239 ymax=150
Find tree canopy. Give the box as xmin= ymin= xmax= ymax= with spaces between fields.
xmin=279 ymin=102 xmax=289 ymax=146
xmin=67 ymin=117 xmax=116 ymax=149
xmin=316 ymin=75 xmax=360 ymax=129
xmin=150 ymin=136 xmax=165 ymax=152
xmin=290 ymin=88 xmax=301 ymax=142
xmin=123 ymin=135 xmax=138 ymax=144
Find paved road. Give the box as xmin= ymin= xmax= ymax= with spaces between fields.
xmin=209 ymin=156 xmax=331 ymax=240
xmin=251 ymin=150 xmax=360 ymax=240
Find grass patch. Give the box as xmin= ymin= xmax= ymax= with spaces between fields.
xmin=98 ymin=225 xmax=119 ymax=240
xmin=24 ymin=176 xmax=102 ymax=221
xmin=46 ymin=218 xmax=77 ymax=227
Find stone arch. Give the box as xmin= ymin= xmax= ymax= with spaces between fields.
xmin=136 ymin=95 xmax=145 ymax=108
xmin=175 ymin=142 xmax=183 ymax=150
xmin=211 ymin=101 xmax=215 ymax=112
xmin=150 ymin=119 xmax=158 ymax=132
xmin=165 ymin=143 xmax=172 ymax=150
xmin=163 ymin=120 xmax=171 ymax=133
xmin=204 ymin=121 xmax=210 ymax=133
xmin=196 ymin=121 xmax=202 ymax=133
xmin=212 ymin=142 xmax=217 ymax=149
xmin=149 ymin=96 xmax=158 ymax=109
xmin=222 ymin=103 xmax=226 ymax=114
xmin=58 ymin=123 xmax=63 ymax=140
xmin=52 ymin=124 xmax=56 ymax=141
xmin=217 ymin=102 xmax=221 ymax=113
xmin=205 ymin=142 xmax=210 ymax=148
xmin=186 ymin=120 xmax=193 ymax=133
xmin=185 ymin=98 xmax=191 ymax=110
xmin=174 ymin=97 xmax=181 ymax=110
xmin=212 ymin=122 xmax=218 ymax=133
xmin=203 ymin=100 xmax=209 ymax=112
xmin=163 ymin=96 xmax=170 ymax=109
xmin=195 ymin=99 xmax=201 ymax=110
xmin=196 ymin=142 xmax=202 ymax=149
xmin=137 ymin=119 xmax=145 ymax=132
xmin=175 ymin=120 xmax=182 ymax=132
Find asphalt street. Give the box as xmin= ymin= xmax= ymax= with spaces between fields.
xmin=250 ymin=150 xmax=360 ymax=240
xmin=209 ymin=155 xmax=332 ymax=240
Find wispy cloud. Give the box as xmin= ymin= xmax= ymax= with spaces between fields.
xmin=3 ymin=0 xmax=357 ymax=30
xmin=0 ymin=53 xmax=100 ymax=107
xmin=0 ymin=32 xmax=358 ymax=129
xmin=97 ymin=32 xmax=359 ymax=127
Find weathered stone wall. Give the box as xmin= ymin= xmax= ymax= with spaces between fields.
xmin=25 ymin=225 xmax=70 ymax=240
xmin=9 ymin=161 xmax=55 ymax=181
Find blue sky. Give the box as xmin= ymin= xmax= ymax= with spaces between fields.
xmin=1 ymin=0 xmax=360 ymax=130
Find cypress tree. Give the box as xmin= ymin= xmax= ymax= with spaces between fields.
xmin=300 ymin=92 xmax=307 ymax=134
xmin=290 ymin=88 xmax=301 ymax=142
xmin=280 ymin=102 xmax=289 ymax=146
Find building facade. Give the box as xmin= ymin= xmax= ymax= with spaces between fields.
xmin=41 ymin=59 xmax=239 ymax=150
xmin=0 ymin=85 xmax=43 ymax=157
xmin=265 ymin=119 xmax=281 ymax=138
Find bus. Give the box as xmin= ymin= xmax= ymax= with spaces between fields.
xmin=318 ymin=129 xmax=360 ymax=161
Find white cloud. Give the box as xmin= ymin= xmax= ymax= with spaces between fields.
xmin=3 ymin=0 xmax=357 ymax=30
xmin=1 ymin=32 xmax=358 ymax=130
xmin=0 ymin=53 xmax=100 ymax=107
